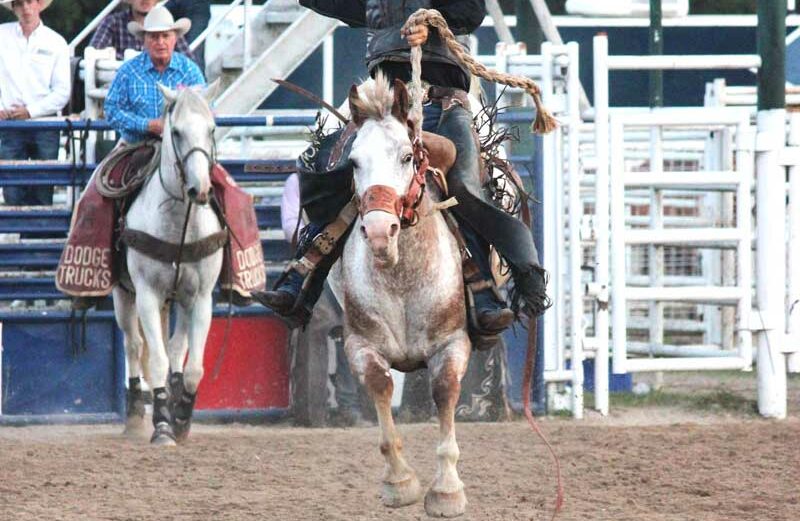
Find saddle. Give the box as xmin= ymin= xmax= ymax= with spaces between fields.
xmin=57 ymin=144 xmax=266 ymax=303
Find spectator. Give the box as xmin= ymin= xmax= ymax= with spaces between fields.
xmin=89 ymin=0 xmax=197 ymax=66
xmin=164 ymin=0 xmax=210 ymax=69
xmin=0 ymin=0 xmax=70 ymax=207
xmin=103 ymin=6 xmax=204 ymax=144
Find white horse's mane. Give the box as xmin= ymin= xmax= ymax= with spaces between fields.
xmin=352 ymin=72 xmax=396 ymax=122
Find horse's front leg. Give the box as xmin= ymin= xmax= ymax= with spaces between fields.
xmin=113 ymin=287 xmax=147 ymax=437
xmin=166 ymin=305 xmax=189 ymax=424
xmin=172 ymin=293 xmax=213 ymax=443
xmin=135 ymin=289 xmax=175 ymax=446
xmin=425 ymin=337 xmax=470 ymax=518
xmin=347 ymin=336 xmax=422 ymax=508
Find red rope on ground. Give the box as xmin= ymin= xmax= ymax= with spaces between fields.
xmin=522 ymin=315 xmax=564 ymax=520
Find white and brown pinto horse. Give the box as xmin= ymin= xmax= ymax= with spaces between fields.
xmin=341 ymin=75 xmax=470 ymax=517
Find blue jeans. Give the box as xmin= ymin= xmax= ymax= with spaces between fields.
xmin=1 ymin=130 xmax=59 ymax=206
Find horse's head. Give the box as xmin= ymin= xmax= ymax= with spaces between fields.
xmin=348 ymin=74 xmax=416 ymax=269
xmin=159 ymin=80 xmax=222 ymax=205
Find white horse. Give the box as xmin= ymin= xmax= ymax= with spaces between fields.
xmin=114 ymin=83 xmax=223 ymax=446
xmin=342 ymin=76 xmax=470 ymax=517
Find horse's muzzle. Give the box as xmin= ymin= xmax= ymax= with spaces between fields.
xmin=361 ymin=211 xmax=400 ymax=268
xmin=188 ymin=187 xmax=211 ymax=205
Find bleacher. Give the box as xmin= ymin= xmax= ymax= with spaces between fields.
xmin=0 ymin=153 xmax=299 ymax=304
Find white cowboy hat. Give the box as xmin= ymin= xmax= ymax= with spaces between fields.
xmin=127 ymin=5 xmax=191 ymax=39
xmin=0 ymin=0 xmax=53 ymax=11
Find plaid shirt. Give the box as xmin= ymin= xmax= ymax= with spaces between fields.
xmin=104 ymin=51 xmax=205 ymax=143
xmin=88 ymin=9 xmax=195 ymax=62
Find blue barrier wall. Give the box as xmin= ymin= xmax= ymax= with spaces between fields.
xmin=1 ymin=311 xmax=125 ymax=417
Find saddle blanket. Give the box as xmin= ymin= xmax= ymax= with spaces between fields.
xmin=56 ymin=158 xmax=265 ymax=299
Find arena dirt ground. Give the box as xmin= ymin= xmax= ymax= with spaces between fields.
xmin=1 ymin=372 xmax=798 ymax=521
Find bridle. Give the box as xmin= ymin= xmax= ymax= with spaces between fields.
xmin=159 ymin=101 xmax=218 ymax=204
xmin=357 ymin=136 xmax=429 ymax=228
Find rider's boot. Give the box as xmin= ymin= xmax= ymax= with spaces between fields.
xmin=252 ymin=223 xmax=340 ymax=328
xmin=459 ymin=224 xmax=514 ymax=346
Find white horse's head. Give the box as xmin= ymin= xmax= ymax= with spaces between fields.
xmin=348 ymin=74 xmax=415 ymax=269
xmin=158 ymin=80 xmax=222 ymax=205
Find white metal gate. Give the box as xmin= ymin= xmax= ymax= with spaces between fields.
xmin=608 ymin=109 xmax=755 ymax=373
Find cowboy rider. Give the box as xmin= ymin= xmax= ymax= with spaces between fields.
xmin=253 ymin=1 xmax=550 ymax=344
xmin=103 ymin=6 xmax=205 ymax=145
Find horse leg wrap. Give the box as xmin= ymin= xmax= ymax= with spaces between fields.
xmin=126 ymin=377 xmax=146 ymax=419
xmin=150 ymin=386 xmax=176 ymax=443
xmin=172 ymin=390 xmax=197 ymax=443
xmin=152 ymin=387 xmax=172 ymax=427
xmin=168 ymin=372 xmax=185 ymax=415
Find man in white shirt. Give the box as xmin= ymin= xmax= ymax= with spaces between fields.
xmin=0 ymin=0 xmax=70 ymax=206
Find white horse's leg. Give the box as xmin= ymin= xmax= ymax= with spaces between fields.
xmin=166 ymin=304 xmax=190 ymax=418
xmin=135 ymin=289 xmax=175 ymax=446
xmin=424 ymin=338 xmax=470 ymax=518
xmin=113 ymin=287 xmax=148 ymax=436
xmin=172 ymin=294 xmax=213 ymax=443
xmin=348 ymin=337 xmax=422 ymax=508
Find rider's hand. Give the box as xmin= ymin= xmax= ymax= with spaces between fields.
xmin=403 ymin=24 xmax=429 ymax=46
xmin=8 ymin=105 xmax=30 ymax=120
xmin=0 ymin=109 xmax=8 ymax=120
xmin=147 ymin=119 xmax=164 ymax=136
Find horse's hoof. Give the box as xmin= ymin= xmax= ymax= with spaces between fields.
xmin=381 ymin=475 xmax=423 ymax=508
xmin=150 ymin=422 xmax=177 ymax=447
xmin=424 ymin=488 xmax=467 ymax=518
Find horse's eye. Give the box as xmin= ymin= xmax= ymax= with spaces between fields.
xmin=402 ymin=153 xmax=413 ymax=164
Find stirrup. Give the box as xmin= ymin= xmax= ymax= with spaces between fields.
xmin=464 ymin=278 xmax=511 ymax=351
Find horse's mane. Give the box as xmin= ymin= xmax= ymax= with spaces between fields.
xmin=351 ymin=72 xmax=395 ymax=123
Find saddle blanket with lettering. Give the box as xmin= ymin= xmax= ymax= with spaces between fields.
xmin=56 ymin=162 xmax=266 ymax=298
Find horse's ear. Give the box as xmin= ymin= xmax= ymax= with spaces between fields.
xmin=391 ymin=79 xmax=409 ymax=124
xmin=158 ymin=83 xmax=178 ymax=104
xmin=202 ymin=79 xmax=223 ymax=103
xmin=348 ymin=85 xmax=366 ymax=126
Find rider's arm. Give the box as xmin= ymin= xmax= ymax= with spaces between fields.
xmin=298 ymin=0 xmax=367 ymax=27
xmin=104 ymin=67 xmax=150 ymax=137
xmin=434 ymin=0 xmax=486 ymax=34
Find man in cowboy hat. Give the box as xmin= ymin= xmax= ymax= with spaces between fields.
xmin=90 ymin=0 xmax=196 ymax=66
xmin=0 ymin=0 xmax=70 ymax=207
xmin=104 ymin=5 xmax=204 ymax=144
